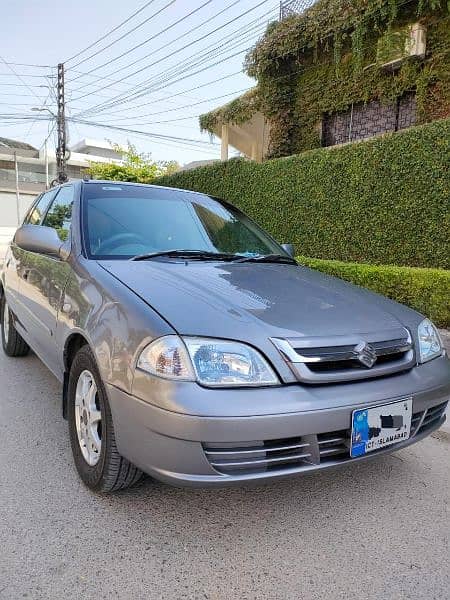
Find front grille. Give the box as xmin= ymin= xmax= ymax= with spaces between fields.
xmin=203 ymin=402 xmax=447 ymax=476
xmin=271 ymin=328 xmax=415 ymax=384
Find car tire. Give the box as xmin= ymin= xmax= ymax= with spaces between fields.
xmin=1 ymin=295 xmax=29 ymax=357
xmin=68 ymin=344 xmax=144 ymax=493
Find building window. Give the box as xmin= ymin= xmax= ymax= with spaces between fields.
xmin=322 ymin=92 xmax=416 ymax=147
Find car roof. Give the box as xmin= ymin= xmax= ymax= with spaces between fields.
xmin=80 ymin=179 xmax=207 ymax=197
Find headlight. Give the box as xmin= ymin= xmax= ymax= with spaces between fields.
xmin=183 ymin=337 xmax=279 ymax=387
xmin=417 ymin=319 xmax=443 ymax=363
xmin=137 ymin=335 xmax=279 ymax=387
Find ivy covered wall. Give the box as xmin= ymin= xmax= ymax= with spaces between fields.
xmin=201 ymin=0 xmax=450 ymax=159
xmin=155 ymin=118 xmax=450 ymax=270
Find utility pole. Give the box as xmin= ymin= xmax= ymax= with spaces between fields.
xmin=44 ymin=139 xmax=49 ymax=189
xmin=56 ymin=63 xmax=68 ymax=183
xmin=14 ymin=151 xmax=20 ymax=225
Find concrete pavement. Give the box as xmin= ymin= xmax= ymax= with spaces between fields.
xmin=0 ymin=347 xmax=449 ymax=600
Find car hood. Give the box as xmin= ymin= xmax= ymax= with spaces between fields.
xmin=99 ymin=260 xmax=412 ymax=340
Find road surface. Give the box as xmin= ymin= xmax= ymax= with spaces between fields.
xmin=0 ymin=345 xmax=449 ymax=600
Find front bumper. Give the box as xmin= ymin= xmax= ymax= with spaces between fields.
xmin=107 ymin=356 xmax=450 ymax=487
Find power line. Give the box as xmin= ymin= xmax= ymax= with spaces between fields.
xmin=75 ymin=119 xmax=219 ymax=154
xmin=106 ymin=0 xmax=438 ymax=123
xmin=73 ymin=7 xmax=273 ymax=118
xmin=86 ymin=70 xmax=243 ymax=118
xmin=23 ymin=84 xmax=54 ymax=141
xmin=90 ymin=87 xmax=252 ymax=123
xmin=68 ymin=0 xmax=178 ymax=71
xmin=82 ymin=29 xmax=264 ymax=114
xmin=70 ymin=0 xmax=274 ymax=107
xmin=68 ymin=0 xmax=217 ymax=83
xmin=0 ymin=62 xmax=53 ymax=68
xmin=68 ymin=0 xmax=240 ymax=90
xmin=99 ymin=76 xmax=242 ymax=119
xmin=0 ymin=82 xmax=49 ymax=88
xmin=0 ymin=101 xmax=49 ymax=106
xmin=0 ymin=92 xmax=47 ymax=98
xmin=64 ymin=0 xmax=158 ymax=64
xmin=0 ymin=72 xmax=54 ymax=78
xmin=0 ymin=56 xmax=48 ymax=102
xmin=69 ymin=117 xmax=222 ymax=156
xmin=77 ymin=44 xmax=254 ymax=119
xmin=70 ymin=117 xmax=220 ymax=147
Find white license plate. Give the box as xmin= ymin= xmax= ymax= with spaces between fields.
xmin=351 ymin=398 xmax=413 ymax=458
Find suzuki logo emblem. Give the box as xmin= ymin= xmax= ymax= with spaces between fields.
xmin=355 ymin=341 xmax=377 ymax=368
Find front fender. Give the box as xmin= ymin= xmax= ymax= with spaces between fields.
xmin=57 ymin=257 xmax=174 ymax=394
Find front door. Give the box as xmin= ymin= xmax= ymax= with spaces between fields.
xmin=7 ymin=191 xmax=56 ymax=333
xmin=17 ymin=185 xmax=74 ymax=376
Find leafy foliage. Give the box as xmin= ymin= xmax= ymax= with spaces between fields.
xmin=155 ymin=118 xmax=450 ymax=269
xmin=87 ymin=143 xmax=179 ymax=183
xmin=201 ymin=0 xmax=449 ymax=158
xmin=199 ymin=89 xmax=261 ymax=133
xmin=298 ymin=256 xmax=450 ymax=327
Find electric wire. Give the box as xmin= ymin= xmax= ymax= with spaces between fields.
xmin=68 ymin=0 xmax=241 ymax=89
xmin=0 ymin=56 xmax=46 ymax=102
xmin=68 ymin=0 xmax=178 ymax=71
xmin=68 ymin=0 xmax=214 ymax=78
xmin=64 ymin=0 xmax=159 ymax=64
xmin=69 ymin=0 xmax=274 ymax=107
xmin=72 ymin=12 xmax=273 ymax=122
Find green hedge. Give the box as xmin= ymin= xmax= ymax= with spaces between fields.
xmin=298 ymin=256 xmax=450 ymax=328
xmin=155 ymin=119 xmax=450 ymax=269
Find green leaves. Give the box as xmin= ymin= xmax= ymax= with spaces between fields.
xmin=213 ymin=0 xmax=449 ymax=159
xmin=155 ymin=118 xmax=450 ymax=272
xmin=199 ymin=89 xmax=261 ymax=133
xmin=87 ymin=143 xmax=179 ymax=184
xmin=298 ymin=256 xmax=450 ymax=327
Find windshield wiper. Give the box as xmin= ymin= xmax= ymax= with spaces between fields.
xmin=233 ymin=254 xmax=297 ymax=265
xmin=130 ymin=250 xmax=241 ymax=262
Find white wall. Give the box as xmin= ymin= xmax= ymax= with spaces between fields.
xmin=0 ymin=227 xmax=17 ymax=268
xmin=0 ymin=190 xmax=36 ymax=228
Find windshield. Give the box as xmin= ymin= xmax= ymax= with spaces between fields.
xmin=82 ymin=183 xmax=284 ymax=260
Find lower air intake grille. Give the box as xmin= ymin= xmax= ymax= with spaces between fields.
xmin=203 ymin=402 xmax=447 ymax=476
xmin=203 ymin=437 xmax=314 ymax=474
xmin=417 ymin=401 xmax=448 ymax=434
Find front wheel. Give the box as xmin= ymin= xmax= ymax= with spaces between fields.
xmin=67 ymin=345 xmax=143 ymax=492
xmin=1 ymin=295 xmax=29 ymax=357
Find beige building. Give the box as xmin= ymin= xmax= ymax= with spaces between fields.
xmin=0 ymin=137 xmax=123 ymax=228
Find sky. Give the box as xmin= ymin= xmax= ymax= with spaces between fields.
xmin=1 ymin=0 xmax=280 ymax=166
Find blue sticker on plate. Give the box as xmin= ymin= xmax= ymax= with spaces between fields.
xmin=351 ymin=409 xmax=369 ymax=457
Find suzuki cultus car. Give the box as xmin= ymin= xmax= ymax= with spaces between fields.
xmin=1 ymin=180 xmax=449 ymax=492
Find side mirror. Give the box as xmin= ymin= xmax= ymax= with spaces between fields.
xmin=281 ymin=243 xmax=295 ymax=258
xmin=14 ymin=225 xmax=65 ymax=258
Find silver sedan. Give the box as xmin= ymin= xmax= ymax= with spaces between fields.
xmin=1 ymin=180 xmax=449 ymax=492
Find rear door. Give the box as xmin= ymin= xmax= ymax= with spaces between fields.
xmin=17 ymin=185 xmax=74 ymax=376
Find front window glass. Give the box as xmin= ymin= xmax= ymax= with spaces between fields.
xmin=25 ymin=190 xmax=57 ymax=225
xmin=82 ymin=184 xmax=282 ymax=259
xmin=43 ymin=186 xmax=74 ymax=241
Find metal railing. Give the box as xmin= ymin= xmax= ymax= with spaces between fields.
xmin=279 ymin=0 xmax=317 ymax=19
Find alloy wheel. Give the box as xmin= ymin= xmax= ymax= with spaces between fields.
xmin=74 ymin=370 xmax=102 ymax=466
xmin=3 ymin=300 xmax=10 ymax=344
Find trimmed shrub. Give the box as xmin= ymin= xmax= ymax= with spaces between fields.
xmin=298 ymin=256 xmax=450 ymax=328
xmin=155 ymin=119 xmax=450 ymax=269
